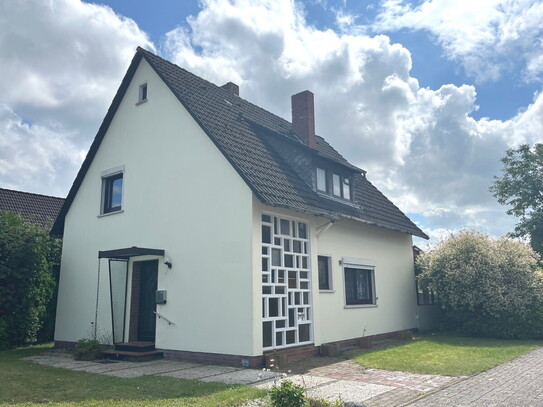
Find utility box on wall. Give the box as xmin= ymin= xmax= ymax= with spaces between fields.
xmin=155 ymin=290 xmax=167 ymax=304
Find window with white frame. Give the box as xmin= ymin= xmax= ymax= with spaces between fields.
xmin=318 ymin=256 xmax=332 ymax=290
xmin=101 ymin=166 xmax=124 ymax=214
xmin=138 ymin=83 xmax=148 ymax=103
xmin=315 ymin=168 xmax=352 ymax=201
xmin=343 ymin=258 xmax=376 ymax=306
xmin=316 ymin=168 xmax=326 ymax=192
xmin=261 ymin=213 xmax=312 ymax=350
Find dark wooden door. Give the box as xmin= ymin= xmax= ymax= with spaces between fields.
xmin=137 ymin=260 xmax=158 ymax=342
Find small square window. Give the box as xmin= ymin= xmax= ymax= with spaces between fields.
xmin=344 ymin=267 xmax=375 ymax=305
xmin=101 ymin=172 xmax=123 ymax=214
xmin=318 ymin=256 xmax=332 ymax=290
xmin=138 ymin=83 xmax=148 ymax=103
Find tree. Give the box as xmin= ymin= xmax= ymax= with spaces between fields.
xmin=0 ymin=211 xmax=61 ymax=349
xmin=490 ymin=143 xmax=543 ymax=257
xmin=417 ymin=230 xmax=543 ymax=338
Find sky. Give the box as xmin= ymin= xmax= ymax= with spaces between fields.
xmin=1 ymin=0 xmax=542 ymax=247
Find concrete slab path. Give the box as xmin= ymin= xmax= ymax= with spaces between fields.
xmin=23 ymin=350 xmax=458 ymax=406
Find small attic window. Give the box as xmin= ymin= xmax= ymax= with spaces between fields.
xmin=137 ymin=83 xmax=148 ymax=104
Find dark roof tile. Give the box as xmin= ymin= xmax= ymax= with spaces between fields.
xmin=0 ymin=188 xmax=64 ymax=227
xmin=51 ymin=48 xmax=427 ymax=239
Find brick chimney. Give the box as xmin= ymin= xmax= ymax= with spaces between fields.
xmin=291 ymin=90 xmax=316 ymax=148
xmin=221 ymin=82 xmax=239 ymax=96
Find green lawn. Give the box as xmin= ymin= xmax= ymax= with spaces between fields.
xmin=0 ymin=344 xmax=265 ymax=406
xmin=350 ymin=335 xmax=542 ymax=376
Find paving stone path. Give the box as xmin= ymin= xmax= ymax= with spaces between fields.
xmin=407 ymin=346 xmax=543 ymax=407
xmin=24 ymin=351 xmax=458 ymax=406
xmin=24 ymin=346 xmax=543 ymax=406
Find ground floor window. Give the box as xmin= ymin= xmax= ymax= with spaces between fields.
xmin=261 ymin=213 xmax=311 ymax=350
xmin=343 ymin=260 xmax=376 ymax=306
xmin=318 ymin=255 xmax=332 ymax=290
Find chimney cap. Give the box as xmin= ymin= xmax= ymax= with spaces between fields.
xmin=221 ymin=82 xmax=239 ymax=96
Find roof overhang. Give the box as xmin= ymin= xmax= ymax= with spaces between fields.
xmin=98 ymin=246 xmax=165 ymax=259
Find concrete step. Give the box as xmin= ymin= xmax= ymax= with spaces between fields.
xmin=114 ymin=341 xmax=156 ymax=353
xmin=102 ymin=349 xmax=163 ymax=362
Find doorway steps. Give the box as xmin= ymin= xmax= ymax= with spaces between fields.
xmin=102 ymin=341 xmax=163 ymax=362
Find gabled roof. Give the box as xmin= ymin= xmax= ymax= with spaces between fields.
xmin=51 ymin=47 xmax=428 ymax=239
xmin=0 ymin=187 xmax=64 ymax=227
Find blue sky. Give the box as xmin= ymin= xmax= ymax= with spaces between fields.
xmin=0 ymin=0 xmax=542 ymax=246
xmin=97 ymin=0 xmax=539 ymax=121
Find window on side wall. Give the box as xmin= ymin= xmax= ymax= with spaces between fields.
xmin=101 ymin=166 xmax=124 ymax=215
xmin=138 ymin=83 xmax=148 ymax=104
xmin=318 ymin=256 xmax=332 ymax=290
xmin=344 ymin=263 xmax=376 ymax=305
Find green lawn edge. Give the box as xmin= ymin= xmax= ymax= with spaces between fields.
xmin=0 ymin=344 xmax=266 ymax=406
xmin=349 ymin=335 xmax=542 ymax=376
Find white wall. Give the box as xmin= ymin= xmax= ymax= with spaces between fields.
xmin=55 ymin=59 xmax=255 ymax=356
xmin=251 ymin=199 xmax=419 ymax=354
xmin=314 ymin=218 xmax=418 ymax=343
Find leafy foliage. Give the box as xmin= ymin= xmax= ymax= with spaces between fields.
xmin=269 ymin=379 xmax=306 ymax=407
xmin=417 ymin=230 xmax=543 ymax=338
xmin=0 ymin=211 xmax=61 ymax=348
xmin=74 ymin=339 xmax=102 ymax=360
xmin=491 ymin=143 xmax=543 ymax=256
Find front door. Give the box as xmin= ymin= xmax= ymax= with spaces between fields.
xmin=137 ymin=260 xmax=158 ymax=342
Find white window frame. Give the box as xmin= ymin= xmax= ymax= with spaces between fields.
xmin=137 ymin=82 xmax=148 ymax=105
xmin=332 ymin=174 xmax=341 ymax=196
xmin=261 ymin=212 xmax=313 ymax=351
xmin=99 ymin=165 xmax=125 ymax=216
xmin=316 ymin=168 xmax=326 ymax=192
xmin=318 ymin=255 xmax=333 ymax=291
xmin=342 ymin=257 xmax=377 ymax=308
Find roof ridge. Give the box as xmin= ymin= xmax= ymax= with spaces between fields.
xmin=0 ymin=187 xmax=64 ymax=200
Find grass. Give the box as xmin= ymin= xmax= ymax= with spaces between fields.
xmin=0 ymin=344 xmax=265 ymax=406
xmin=350 ymin=334 xmax=542 ymax=376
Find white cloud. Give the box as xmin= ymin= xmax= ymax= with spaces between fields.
xmin=0 ymin=0 xmax=152 ymax=195
xmin=1 ymin=0 xmax=541 ymax=246
xmin=0 ymin=104 xmax=85 ymax=196
xmin=163 ymin=0 xmax=543 ymax=244
xmin=374 ymin=0 xmax=543 ymax=83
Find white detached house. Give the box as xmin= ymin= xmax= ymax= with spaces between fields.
xmin=51 ymin=47 xmax=429 ymax=367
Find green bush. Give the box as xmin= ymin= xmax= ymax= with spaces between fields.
xmin=74 ymin=339 xmax=102 ymax=360
xmin=269 ymin=379 xmax=305 ymax=407
xmin=0 ymin=211 xmax=61 ymax=348
xmin=418 ymin=230 xmax=543 ymax=338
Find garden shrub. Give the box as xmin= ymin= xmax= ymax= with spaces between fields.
xmin=74 ymin=339 xmax=102 ymax=360
xmin=269 ymin=379 xmax=305 ymax=407
xmin=0 ymin=211 xmax=61 ymax=348
xmin=417 ymin=230 xmax=543 ymax=339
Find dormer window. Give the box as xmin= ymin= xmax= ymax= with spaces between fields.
xmin=343 ymin=178 xmax=351 ymax=200
xmin=315 ymin=167 xmax=352 ymax=201
xmin=316 ymin=168 xmax=326 ymax=191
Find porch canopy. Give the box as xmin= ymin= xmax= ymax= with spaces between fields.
xmin=98 ymin=246 xmax=165 ymax=259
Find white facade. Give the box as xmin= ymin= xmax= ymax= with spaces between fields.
xmin=55 ymin=56 xmax=425 ymax=361
xmin=55 ymin=59 xmax=256 ymax=356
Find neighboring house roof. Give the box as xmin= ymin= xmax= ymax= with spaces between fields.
xmin=0 ymin=187 xmax=65 ymax=227
xmin=51 ymin=47 xmax=428 ymax=239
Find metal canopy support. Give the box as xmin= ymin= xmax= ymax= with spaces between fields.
xmin=98 ymin=246 xmax=165 ymax=259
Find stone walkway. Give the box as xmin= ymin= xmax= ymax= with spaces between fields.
xmin=407 ymin=346 xmax=543 ymax=407
xmin=24 ymin=350 xmax=458 ymax=406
